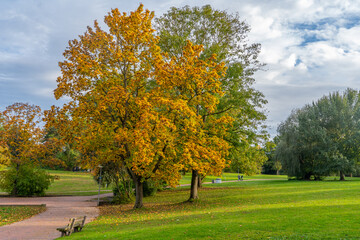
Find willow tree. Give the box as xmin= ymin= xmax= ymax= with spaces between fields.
xmin=46 ymin=5 xmax=228 ymax=208
xmin=276 ymin=89 xmax=360 ymax=180
xmin=156 ymin=5 xmax=267 ymax=198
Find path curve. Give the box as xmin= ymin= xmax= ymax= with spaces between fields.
xmin=0 ymin=193 xmax=112 ymax=240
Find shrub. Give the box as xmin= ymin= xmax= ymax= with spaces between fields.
xmin=0 ymin=165 xmax=54 ymax=196
xmin=112 ymin=182 xmax=134 ymax=204
xmin=142 ymin=180 xmax=157 ymax=197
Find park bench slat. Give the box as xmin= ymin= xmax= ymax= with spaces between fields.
xmin=56 ymin=216 xmax=86 ymax=237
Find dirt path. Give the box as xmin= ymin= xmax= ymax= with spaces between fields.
xmin=0 ymin=193 xmax=112 ymax=240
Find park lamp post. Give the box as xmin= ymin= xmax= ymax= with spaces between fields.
xmin=97 ymin=165 xmax=103 ymax=206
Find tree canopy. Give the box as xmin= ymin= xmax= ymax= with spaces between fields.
xmin=0 ymin=103 xmax=43 ymax=168
xmin=46 ymin=4 xmax=230 ymax=208
xmin=276 ymin=89 xmax=360 ymax=180
xmin=155 ymin=5 xmax=268 ymax=197
xmin=0 ymin=103 xmax=53 ymax=196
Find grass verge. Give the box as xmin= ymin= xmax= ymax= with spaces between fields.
xmin=0 ymin=205 xmax=46 ymax=226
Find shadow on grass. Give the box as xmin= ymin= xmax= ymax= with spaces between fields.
xmin=71 ymin=202 xmax=360 ymax=240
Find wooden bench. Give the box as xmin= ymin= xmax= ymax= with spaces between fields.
xmin=57 ymin=216 xmax=86 ymax=237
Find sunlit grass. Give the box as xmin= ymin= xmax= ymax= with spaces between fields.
xmin=0 ymin=205 xmax=46 ymax=226
xmin=46 ymin=170 xmax=112 ymax=195
xmin=179 ymin=172 xmax=287 ymax=185
xmin=0 ymin=169 xmax=111 ymax=196
xmin=64 ymin=178 xmax=360 ymax=239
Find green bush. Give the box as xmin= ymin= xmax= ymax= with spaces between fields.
xmin=112 ymin=182 xmax=134 ymax=204
xmin=0 ymin=165 xmax=54 ymax=196
xmin=143 ymin=180 xmax=158 ymax=197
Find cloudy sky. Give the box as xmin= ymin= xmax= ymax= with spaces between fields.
xmin=1 ymin=0 xmax=360 ymax=137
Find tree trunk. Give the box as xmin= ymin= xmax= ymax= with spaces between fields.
xmin=11 ymin=164 xmax=20 ymax=196
xmin=133 ymin=175 xmax=144 ymax=208
xmin=126 ymin=167 xmax=144 ymax=209
xmin=197 ymin=173 xmax=203 ymax=188
xmin=188 ymin=169 xmax=199 ymax=202
xmin=340 ymin=171 xmax=345 ymax=181
xmin=276 ymin=170 xmax=279 ymax=175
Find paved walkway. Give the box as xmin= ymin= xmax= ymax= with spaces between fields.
xmin=0 ymin=193 xmax=112 ymax=240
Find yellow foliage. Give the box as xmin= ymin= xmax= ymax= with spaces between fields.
xmin=45 ymin=4 xmax=232 ymax=190
xmin=0 ymin=146 xmax=10 ymax=169
xmin=0 ymin=103 xmax=43 ymax=167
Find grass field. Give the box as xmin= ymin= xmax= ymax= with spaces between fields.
xmin=0 ymin=206 xmax=46 ymax=226
xmin=46 ymin=170 xmax=112 ymax=196
xmin=179 ymin=172 xmax=287 ymax=185
xmin=0 ymin=170 xmax=112 ymax=196
xmin=61 ymin=177 xmax=360 ymax=239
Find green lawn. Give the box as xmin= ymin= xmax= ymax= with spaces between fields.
xmin=46 ymin=170 xmax=112 ymax=196
xmin=0 ymin=205 xmax=46 ymax=226
xmin=179 ymin=172 xmax=287 ymax=185
xmin=63 ymin=177 xmax=360 ymax=239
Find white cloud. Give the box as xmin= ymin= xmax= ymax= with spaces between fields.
xmin=336 ymin=26 xmax=360 ymax=50
xmin=1 ymin=0 xmax=360 ymax=137
xmin=297 ymin=0 xmax=314 ymax=9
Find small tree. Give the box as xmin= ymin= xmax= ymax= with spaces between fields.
xmin=0 ymin=103 xmax=53 ymax=196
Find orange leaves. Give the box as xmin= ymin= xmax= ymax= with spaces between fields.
xmin=0 ymin=103 xmax=43 ymax=166
xmin=48 ymin=4 xmax=233 ymax=197
xmin=0 ymin=145 xmax=10 ymax=168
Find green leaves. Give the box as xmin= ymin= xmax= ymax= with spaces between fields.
xmin=156 ymin=5 xmax=268 ymax=176
xmin=276 ymin=89 xmax=360 ymax=180
xmin=0 ymin=164 xmax=54 ymax=196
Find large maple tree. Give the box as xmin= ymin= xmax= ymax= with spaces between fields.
xmin=46 ymin=5 xmax=230 ymax=208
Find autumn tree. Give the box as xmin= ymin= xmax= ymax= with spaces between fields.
xmin=0 ymin=103 xmax=43 ymax=168
xmin=158 ymin=41 xmax=232 ymax=201
xmin=0 ymin=103 xmax=53 ymax=196
xmin=46 ymin=5 xmax=228 ymax=207
xmin=0 ymin=145 xmax=9 ymax=170
xmin=276 ymin=89 xmax=360 ymax=180
xmin=0 ymin=120 xmax=9 ymax=170
xmin=156 ymin=5 xmax=267 ymax=198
